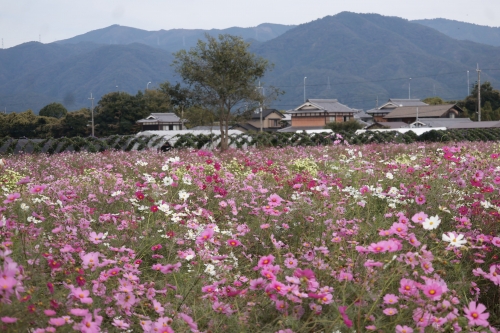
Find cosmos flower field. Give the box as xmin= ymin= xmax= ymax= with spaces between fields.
xmin=0 ymin=140 xmax=499 ymax=332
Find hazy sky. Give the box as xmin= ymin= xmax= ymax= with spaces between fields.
xmin=1 ymin=0 xmax=499 ymax=48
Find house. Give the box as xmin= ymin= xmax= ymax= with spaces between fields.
xmin=383 ymin=104 xmax=464 ymax=123
xmin=278 ymin=99 xmax=356 ymax=132
xmin=232 ymin=109 xmax=286 ymax=132
xmin=366 ymin=99 xmax=428 ymax=122
xmin=136 ymin=113 xmax=183 ymax=131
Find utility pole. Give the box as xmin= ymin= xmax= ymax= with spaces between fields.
xmin=408 ymin=78 xmax=411 ymax=99
xmin=304 ymin=77 xmax=307 ymax=103
xmin=467 ymin=70 xmax=470 ymax=96
xmin=88 ymin=93 xmax=95 ymax=136
xmin=258 ymin=81 xmax=263 ymax=132
xmin=477 ymin=64 xmax=481 ymax=122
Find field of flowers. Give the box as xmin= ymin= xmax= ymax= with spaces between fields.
xmin=0 ymin=139 xmax=499 ymax=332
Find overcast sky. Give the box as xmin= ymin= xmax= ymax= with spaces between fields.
xmin=1 ymin=0 xmax=499 ymax=48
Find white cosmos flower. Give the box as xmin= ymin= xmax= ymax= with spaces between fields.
xmin=386 ymin=172 xmax=394 ymax=179
xmin=422 ymin=215 xmax=441 ymax=230
xmin=442 ymin=232 xmax=467 ymax=247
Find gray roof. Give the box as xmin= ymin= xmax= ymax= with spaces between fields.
xmin=354 ymin=110 xmax=373 ymax=120
xmin=366 ymin=99 xmax=428 ymax=114
xmin=251 ymin=109 xmax=285 ymax=120
xmin=366 ymin=122 xmax=409 ymax=129
xmin=413 ymin=119 xmax=500 ymax=129
xmin=384 ymin=104 xmax=460 ymax=119
xmin=287 ymin=99 xmax=355 ymax=114
xmin=277 ymin=126 xmax=330 ymax=133
xmin=388 ymin=99 xmax=429 ymax=107
xmin=137 ymin=113 xmax=181 ymax=124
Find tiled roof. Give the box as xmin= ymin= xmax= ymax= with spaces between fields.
xmin=367 ymin=122 xmax=409 ymax=129
xmin=137 ymin=113 xmax=181 ymax=123
xmin=251 ymin=109 xmax=285 ymax=120
xmin=388 ymin=99 xmax=429 ymax=107
xmin=384 ymin=104 xmax=459 ymax=119
xmin=287 ymin=99 xmax=355 ymax=114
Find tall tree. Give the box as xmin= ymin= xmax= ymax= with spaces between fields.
xmin=172 ymin=34 xmax=274 ymax=151
xmin=94 ymin=92 xmax=149 ymax=136
xmin=39 ymin=102 xmax=68 ymax=119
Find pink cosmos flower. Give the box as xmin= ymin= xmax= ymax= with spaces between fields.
xmin=70 ymin=308 xmax=89 ymax=316
xmin=212 ymin=301 xmax=233 ymax=316
xmin=267 ymin=194 xmax=283 ymax=207
xmin=383 ymin=308 xmax=398 ymax=316
xmin=338 ymin=306 xmax=352 ymax=328
xmin=399 ymin=278 xmax=418 ymax=296
xmin=196 ymin=228 xmax=214 ymax=244
xmin=112 ymin=318 xmax=130 ymax=329
xmin=70 ymin=286 xmax=93 ymax=304
xmin=383 ymin=294 xmax=399 ymax=304
xmin=411 ymin=212 xmax=428 ymax=224
xmin=178 ymin=313 xmax=198 ymax=331
xmin=395 ymin=325 xmax=413 ymax=333
xmin=420 ymin=282 xmax=443 ymax=300
xmin=3 ymin=193 xmax=20 ymax=204
xmin=80 ymin=252 xmax=100 ymax=271
xmin=49 ymin=317 xmax=68 ymax=326
xmin=44 ymin=309 xmax=56 ymax=316
xmin=293 ymin=268 xmax=316 ymax=281
xmin=463 ymin=301 xmax=489 ymax=327
xmin=284 ymin=258 xmax=298 ymax=269
xmin=415 ymin=195 xmax=426 ymax=205
xmin=227 ymin=239 xmax=241 ymax=247
xmin=249 ymin=278 xmax=267 ymax=290
xmin=258 ymin=254 xmax=275 ymax=268
xmin=1 ymin=317 xmax=17 ymax=323
xmin=88 ymin=232 xmax=104 ymax=244
xmin=29 ymin=185 xmax=46 ymax=194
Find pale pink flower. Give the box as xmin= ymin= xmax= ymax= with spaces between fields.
xmin=463 ymin=301 xmax=489 ymax=327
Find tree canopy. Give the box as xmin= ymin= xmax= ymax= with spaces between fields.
xmin=39 ymin=102 xmax=68 ymax=119
xmin=172 ymin=34 xmax=274 ymax=151
xmin=460 ymin=82 xmax=500 ymax=121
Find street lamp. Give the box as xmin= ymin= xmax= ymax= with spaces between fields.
xmin=304 ymin=77 xmax=307 ymax=103
xmin=147 ymin=81 xmax=151 ymax=90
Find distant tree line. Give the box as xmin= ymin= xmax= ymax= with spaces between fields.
xmin=0 ymin=82 xmax=215 ymax=138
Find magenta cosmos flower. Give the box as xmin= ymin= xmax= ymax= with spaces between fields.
xmin=463 ymin=301 xmax=489 ymax=327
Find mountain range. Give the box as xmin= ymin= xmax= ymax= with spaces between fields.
xmin=1 ymin=12 xmax=499 ymax=113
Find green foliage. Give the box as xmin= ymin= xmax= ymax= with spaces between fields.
xmin=461 ymin=82 xmax=500 ymax=121
xmin=422 ymin=96 xmax=446 ymax=105
xmin=173 ymin=34 xmax=274 ymax=151
xmin=38 ymin=102 xmax=68 ymax=119
xmin=325 ymin=119 xmax=364 ymax=132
